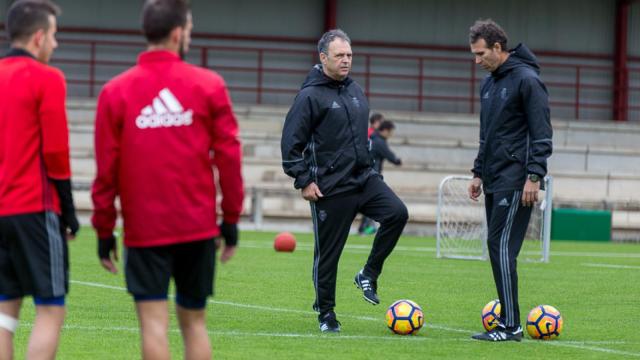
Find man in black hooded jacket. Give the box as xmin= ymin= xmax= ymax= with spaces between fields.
xmin=281 ymin=29 xmax=408 ymax=333
xmin=467 ymin=20 xmax=553 ymax=342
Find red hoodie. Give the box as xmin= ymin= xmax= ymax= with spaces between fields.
xmin=0 ymin=50 xmax=70 ymax=216
xmin=91 ymin=50 xmax=243 ymax=247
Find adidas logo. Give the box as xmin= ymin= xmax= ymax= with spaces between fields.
xmin=136 ymin=88 xmax=193 ymax=129
xmin=498 ymin=198 xmax=509 ymax=207
xmin=331 ymin=101 xmax=341 ymax=109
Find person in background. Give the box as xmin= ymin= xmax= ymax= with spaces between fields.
xmin=91 ymin=0 xmax=243 ymax=358
xmin=359 ymin=120 xmax=403 ymax=235
xmin=0 ymin=1 xmax=79 ymax=359
xmin=367 ymin=113 xmax=384 ymax=138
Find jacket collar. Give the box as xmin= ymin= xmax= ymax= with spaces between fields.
xmin=3 ymin=47 xmax=36 ymax=59
xmin=137 ymin=50 xmax=181 ymax=65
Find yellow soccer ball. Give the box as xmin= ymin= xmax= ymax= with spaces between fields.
xmin=385 ymin=299 xmax=424 ymax=335
xmin=481 ymin=299 xmax=501 ymax=331
xmin=526 ymin=305 xmax=564 ymax=340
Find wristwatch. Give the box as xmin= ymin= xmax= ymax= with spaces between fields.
xmin=527 ymin=173 xmax=540 ymax=183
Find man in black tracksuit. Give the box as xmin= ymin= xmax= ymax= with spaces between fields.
xmin=281 ymin=29 xmax=408 ymax=333
xmin=467 ymin=20 xmax=553 ymax=342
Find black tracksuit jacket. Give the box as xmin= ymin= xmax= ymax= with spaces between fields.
xmin=370 ymin=131 xmax=401 ymax=173
xmin=472 ymin=43 xmax=553 ymax=193
xmin=281 ymin=65 xmax=375 ymax=197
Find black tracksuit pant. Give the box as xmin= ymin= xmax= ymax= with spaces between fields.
xmin=310 ymin=176 xmax=408 ymax=315
xmin=485 ymin=190 xmax=533 ymax=330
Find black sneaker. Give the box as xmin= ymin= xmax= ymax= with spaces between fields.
xmin=318 ymin=311 xmax=341 ymax=333
xmin=471 ymin=325 xmax=523 ymax=342
xmin=354 ymin=270 xmax=379 ymax=305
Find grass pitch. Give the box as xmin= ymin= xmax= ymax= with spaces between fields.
xmin=11 ymin=228 xmax=640 ymax=359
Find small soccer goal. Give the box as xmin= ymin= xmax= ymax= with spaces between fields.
xmin=436 ymin=175 xmax=552 ymax=263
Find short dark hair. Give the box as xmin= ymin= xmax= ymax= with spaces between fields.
xmin=469 ymin=19 xmax=508 ymax=52
xmin=142 ymin=0 xmax=190 ymax=44
xmin=378 ymin=120 xmax=395 ymax=132
xmin=6 ymin=0 xmax=60 ymax=43
xmin=317 ymin=29 xmax=350 ymax=55
xmin=369 ymin=113 xmax=384 ymax=125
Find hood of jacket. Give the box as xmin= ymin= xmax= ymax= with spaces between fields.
xmin=492 ymin=43 xmax=540 ymax=79
xmin=301 ymin=64 xmax=354 ymax=89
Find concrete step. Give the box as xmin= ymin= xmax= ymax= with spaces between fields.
xmin=67 ymin=100 xmax=640 ymax=152
xmin=69 ymin=125 xmax=640 ymax=177
xmin=70 ymin=155 xmax=640 ymax=205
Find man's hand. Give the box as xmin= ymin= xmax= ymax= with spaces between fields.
xmin=521 ymin=179 xmax=541 ymax=207
xmin=98 ymin=235 xmax=118 ymax=274
xmin=301 ymin=182 xmax=323 ymax=202
xmin=217 ymin=222 xmax=238 ymax=264
xmin=215 ymin=239 xmax=237 ymax=264
xmin=468 ymin=177 xmax=483 ymax=201
xmin=60 ymin=212 xmax=79 ymax=240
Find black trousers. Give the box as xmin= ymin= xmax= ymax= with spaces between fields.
xmin=310 ymin=176 xmax=408 ymax=315
xmin=485 ymin=190 xmax=532 ymax=329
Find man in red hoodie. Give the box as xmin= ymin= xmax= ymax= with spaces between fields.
xmin=91 ymin=0 xmax=243 ymax=358
xmin=0 ymin=1 xmax=78 ymax=359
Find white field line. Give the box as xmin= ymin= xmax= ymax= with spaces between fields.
xmin=240 ymin=240 xmax=640 ymax=259
xmin=70 ymin=280 xmax=640 ymax=357
xmin=582 ymin=263 xmax=640 ymax=270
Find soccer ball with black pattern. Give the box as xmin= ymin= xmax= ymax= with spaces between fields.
xmin=526 ymin=305 xmax=563 ymax=340
xmin=481 ymin=299 xmax=501 ymax=331
xmin=385 ymin=299 xmax=424 ymax=335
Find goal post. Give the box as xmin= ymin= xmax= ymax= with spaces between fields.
xmin=436 ymin=175 xmax=552 ymax=263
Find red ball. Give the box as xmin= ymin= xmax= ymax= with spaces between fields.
xmin=274 ymin=232 xmax=296 ymax=252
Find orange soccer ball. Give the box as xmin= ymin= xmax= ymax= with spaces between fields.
xmin=385 ymin=299 xmax=424 ymax=335
xmin=274 ymin=232 xmax=296 ymax=252
xmin=526 ymin=305 xmax=564 ymax=340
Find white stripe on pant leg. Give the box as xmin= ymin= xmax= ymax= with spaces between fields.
xmin=499 ymin=191 xmax=519 ymax=327
xmin=502 ymin=191 xmax=519 ymax=327
xmin=504 ymin=191 xmax=521 ymax=327
xmin=497 ymin=196 xmax=511 ymax=327
xmin=45 ymin=212 xmax=64 ymax=297
xmin=503 ymin=192 xmax=518 ymax=326
xmin=310 ymin=202 xmax=320 ymax=313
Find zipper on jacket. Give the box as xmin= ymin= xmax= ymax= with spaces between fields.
xmin=310 ymin=135 xmax=318 ymax=184
xmin=339 ymin=85 xmax=360 ymax=166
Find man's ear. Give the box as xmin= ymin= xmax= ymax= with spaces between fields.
xmin=493 ymin=42 xmax=503 ymax=52
xmin=319 ymin=52 xmax=327 ymax=65
xmin=169 ymin=26 xmax=183 ymax=45
xmin=32 ymin=29 xmax=46 ymax=49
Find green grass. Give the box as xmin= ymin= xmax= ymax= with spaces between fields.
xmin=12 ymin=228 xmax=640 ymax=359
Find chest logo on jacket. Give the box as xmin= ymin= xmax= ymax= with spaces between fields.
xmin=136 ymin=88 xmax=194 ymax=129
xmin=351 ymin=97 xmax=360 ymax=108
xmin=331 ymin=100 xmax=342 ymax=109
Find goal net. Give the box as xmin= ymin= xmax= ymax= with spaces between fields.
xmin=436 ymin=175 xmax=552 ymax=263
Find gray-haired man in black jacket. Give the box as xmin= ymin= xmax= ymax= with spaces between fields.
xmin=281 ymin=29 xmax=408 ymax=333
xmin=467 ymin=19 xmax=553 ymax=342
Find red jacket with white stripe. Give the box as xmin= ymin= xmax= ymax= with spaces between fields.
xmin=0 ymin=50 xmax=71 ymax=216
xmin=91 ymin=50 xmax=244 ymax=247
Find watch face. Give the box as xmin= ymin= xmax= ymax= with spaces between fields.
xmin=529 ymin=174 xmax=540 ymax=182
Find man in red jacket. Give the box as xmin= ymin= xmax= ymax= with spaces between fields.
xmin=91 ymin=0 xmax=243 ymax=358
xmin=0 ymin=1 xmax=78 ymax=359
